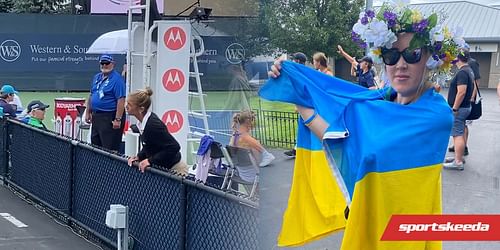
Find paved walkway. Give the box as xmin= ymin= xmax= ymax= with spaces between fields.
xmin=0 ymin=185 xmax=97 ymax=250
xmin=260 ymin=89 xmax=500 ymax=250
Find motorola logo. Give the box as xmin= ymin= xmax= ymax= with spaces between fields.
xmin=225 ymin=43 xmax=245 ymax=64
xmin=0 ymin=40 xmax=21 ymax=62
xmin=162 ymin=110 xmax=184 ymax=134
xmin=164 ymin=27 xmax=187 ymax=50
xmin=162 ymin=69 xmax=185 ymax=92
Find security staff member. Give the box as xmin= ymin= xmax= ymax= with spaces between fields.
xmin=85 ymin=54 xmax=126 ymax=151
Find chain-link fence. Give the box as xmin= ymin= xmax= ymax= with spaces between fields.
xmin=0 ymin=119 xmax=7 ymax=177
xmin=2 ymin=119 xmax=258 ymax=250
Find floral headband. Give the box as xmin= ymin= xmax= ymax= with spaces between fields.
xmin=351 ymin=0 xmax=466 ymax=73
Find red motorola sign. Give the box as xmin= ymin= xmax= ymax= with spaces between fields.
xmin=164 ymin=27 xmax=187 ymax=50
xmin=162 ymin=69 xmax=185 ymax=92
xmin=162 ymin=110 xmax=183 ymax=134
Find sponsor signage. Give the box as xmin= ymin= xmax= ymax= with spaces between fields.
xmin=0 ymin=34 xmax=124 ymax=72
xmin=155 ymin=21 xmax=191 ymax=161
xmin=91 ymin=0 xmax=164 ymax=14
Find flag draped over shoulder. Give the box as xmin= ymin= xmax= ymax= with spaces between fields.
xmin=259 ymin=62 xmax=453 ymax=249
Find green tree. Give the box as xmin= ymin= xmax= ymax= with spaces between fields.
xmin=263 ymin=0 xmax=365 ymax=59
xmin=12 ymin=0 xmax=70 ymax=14
xmin=0 ymin=0 xmax=14 ymax=13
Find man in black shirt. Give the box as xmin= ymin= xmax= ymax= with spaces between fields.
xmin=444 ymin=49 xmax=474 ymax=170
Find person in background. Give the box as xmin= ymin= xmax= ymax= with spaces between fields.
xmin=85 ymin=54 xmax=126 ymax=152
xmin=444 ymin=48 xmax=474 ymax=170
xmin=448 ymin=47 xmax=481 ymax=156
xmin=0 ymin=84 xmax=18 ymax=118
xmin=284 ymin=52 xmax=308 ymax=158
xmin=230 ymin=110 xmax=275 ymax=168
xmin=337 ymin=45 xmax=376 ymax=89
xmin=312 ymin=52 xmax=334 ymax=76
xmin=21 ymin=100 xmax=49 ymax=130
xmin=126 ymin=87 xmax=188 ymax=176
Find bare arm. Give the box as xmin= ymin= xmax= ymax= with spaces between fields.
xmin=296 ymin=105 xmax=329 ymax=139
xmin=337 ymin=45 xmax=358 ymax=66
xmin=85 ymin=94 xmax=92 ymax=123
xmin=115 ymin=97 xmax=125 ymax=119
xmin=471 ymin=79 xmax=479 ymax=101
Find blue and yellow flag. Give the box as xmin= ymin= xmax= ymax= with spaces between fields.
xmin=259 ymin=62 xmax=452 ymax=249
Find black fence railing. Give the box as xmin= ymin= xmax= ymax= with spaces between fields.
xmin=0 ymin=119 xmax=7 ymax=178
xmin=0 ymin=119 xmax=258 ymax=250
xmin=190 ymin=110 xmax=298 ymax=149
xmin=254 ymin=110 xmax=298 ymax=149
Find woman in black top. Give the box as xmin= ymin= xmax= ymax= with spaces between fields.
xmin=126 ymin=87 xmax=187 ymax=175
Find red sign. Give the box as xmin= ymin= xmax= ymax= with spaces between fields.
xmin=164 ymin=27 xmax=187 ymax=50
xmin=381 ymin=215 xmax=500 ymax=241
xmin=162 ymin=110 xmax=183 ymax=134
xmin=162 ymin=69 xmax=185 ymax=92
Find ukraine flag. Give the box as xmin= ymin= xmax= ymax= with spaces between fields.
xmin=259 ymin=62 xmax=452 ymax=249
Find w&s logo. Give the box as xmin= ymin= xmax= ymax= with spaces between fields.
xmin=162 ymin=69 xmax=185 ymax=92
xmin=164 ymin=27 xmax=186 ymax=50
xmin=162 ymin=110 xmax=183 ymax=134
xmin=225 ymin=43 xmax=245 ymax=64
xmin=0 ymin=40 xmax=21 ymax=62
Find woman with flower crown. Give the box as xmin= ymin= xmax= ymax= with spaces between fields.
xmin=262 ymin=1 xmax=464 ymax=249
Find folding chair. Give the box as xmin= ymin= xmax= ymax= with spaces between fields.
xmin=224 ymin=145 xmax=259 ymax=199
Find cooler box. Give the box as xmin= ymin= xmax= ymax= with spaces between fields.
xmin=54 ymin=98 xmax=86 ymax=138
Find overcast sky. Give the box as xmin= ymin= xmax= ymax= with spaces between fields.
xmin=374 ymin=0 xmax=500 ymax=6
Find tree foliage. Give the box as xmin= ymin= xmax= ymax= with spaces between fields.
xmin=263 ymin=0 xmax=365 ymax=59
xmin=0 ymin=0 xmax=14 ymax=13
xmin=12 ymin=0 xmax=70 ymax=14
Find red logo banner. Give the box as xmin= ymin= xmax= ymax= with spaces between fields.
xmin=162 ymin=69 xmax=185 ymax=92
xmin=164 ymin=27 xmax=186 ymax=50
xmin=381 ymin=215 xmax=500 ymax=241
xmin=162 ymin=110 xmax=183 ymax=134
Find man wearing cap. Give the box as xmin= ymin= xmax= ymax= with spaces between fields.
xmin=85 ymin=54 xmax=126 ymax=151
xmin=0 ymin=84 xmax=18 ymax=118
xmin=22 ymin=100 xmax=49 ymax=130
xmin=291 ymin=52 xmax=307 ymax=65
xmin=337 ymin=45 xmax=376 ymax=89
xmin=444 ymin=48 xmax=474 ymax=170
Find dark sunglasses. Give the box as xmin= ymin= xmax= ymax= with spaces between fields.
xmin=100 ymin=61 xmax=111 ymax=66
xmin=381 ymin=47 xmax=423 ymax=66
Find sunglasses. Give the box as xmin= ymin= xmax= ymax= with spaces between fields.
xmin=381 ymin=47 xmax=423 ymax=66
xmin=100 ymin=61 xmax=111 ymax=66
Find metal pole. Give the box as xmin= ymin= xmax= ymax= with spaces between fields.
xmin=127 ymin=0 xmax=133 ymax=94
xmin=123 ymin=206 xmax=129 ymax=250
xmin=365 ymin=0 xmax=373 ymax=56
xmin=143 ymin=0 xmax=151 ymax=87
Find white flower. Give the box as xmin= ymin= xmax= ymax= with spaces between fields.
xmin=429 ymin=25 xmax=444 ymax=44
xmin=364 ymin=20 xmax=390 ymax=47
xmin=451 ymin=27 xmax=466 ymax=47
xmin=353 ymin=21 xmax=368 ymax=36
xmin=383 ymin=31 xmax=398 ymax=49
xmin=426 ymin=56 xmax=443 ymax=70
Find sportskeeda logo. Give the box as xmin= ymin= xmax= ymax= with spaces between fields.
xmin=162 ymin=110 xmax=183 ymax=134
xmin=162 ymin=69 xmax=185 ymax=92
xmin=381 ymin=215 xmax=500 ymax=241
xmin=0 ymin=39 xmax=21 ymax=62
xmin=399 ymin=222 xmax=490 ymax=233
xmin=164 ymin=27 xmax=186 ymax=50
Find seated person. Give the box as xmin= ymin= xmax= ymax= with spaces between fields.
xmin=21 ymin=100 xmax=50 ymax=130
xmin=0 ymin=84 xmax=18 ymax=118
xmin=229 ymin=111 xmax=275 ymax=177
xmin=126 ymin=87 xmax=188 ymax=176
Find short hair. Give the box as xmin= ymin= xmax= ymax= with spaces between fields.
xmin=313 ymin=52 xmax=328 ymax=67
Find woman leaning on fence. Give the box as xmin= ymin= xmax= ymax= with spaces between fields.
xmin=126 ymin=87 xmax=188 ymax=175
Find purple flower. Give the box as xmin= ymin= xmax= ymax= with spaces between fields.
xmin=432 ymin=54 xmax=439 ymax=61
xmin=366 ymin=10 xmax=375 ymax=18
xmin=383 ymin=11 xmax=398 ymax=28
xmin=359 ymin=42 xmax=367 ymax=49
xmin=412 ymin=19 xmax=429 ymax=33
xmin=434 ymin=42 xmax=442 ymax=51
xmin=439 ymin=53 xmax=446 ymax=59
xmin=361 ymin=16 xmax=369 ymax=25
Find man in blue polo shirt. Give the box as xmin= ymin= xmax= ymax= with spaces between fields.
xmin=85 ymin=54 xmax=126 ymax=151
